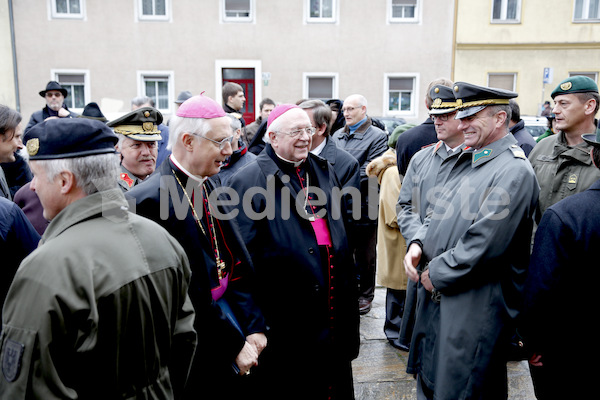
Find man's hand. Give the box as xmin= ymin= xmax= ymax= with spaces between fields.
xmin=58 ymin=108 xmax=70 ymax=118
xmin=404 ymin=243 xmax=422 ymax=282
xmin=234 ymin=341 xmax=258 ymax=375
xmin=420 ymin=269 xmax=434 ymax=292
xmin=246 ymin=332 xmax=267 ymax=356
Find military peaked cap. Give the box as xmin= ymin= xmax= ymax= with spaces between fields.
xmin=107 ymin=107 xmax=163 ymax=142
xmin=453 ymin=82 xmax=518 ymax=119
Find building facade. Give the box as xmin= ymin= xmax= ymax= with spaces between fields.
xmin=454 ymin=0 xmax=600 ymax=116
xmin=3 ymin=0 xmax=455 ymax=125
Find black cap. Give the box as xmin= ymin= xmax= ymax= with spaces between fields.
xmin=429 ymin=85 xmax=459 ymax=115
xmin=24 ymin=118 xmax=117 ymax=160
xmin=107 ymin=107 xmax=163 ymax=142
xmin=39 ymin=81 xmax=68 ymax=98
xmin=175 ymin=90 xmax=193 ymax=104
xmin=453 ymin=82 xmax=518 ymax=119
xmin=77 ymin=102 xmax=107 ymax=122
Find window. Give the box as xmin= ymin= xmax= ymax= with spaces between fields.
xmin=385 ymin=75 xmax=417 ymax=115
xmin=569 ymin=71 xmax=598 ymax=82
xmin=50 ymin=0 xmax=85 ymax=19
xmin=574 ymin=0 xmax=600 ymax=21
xmin=488 ymin=73 xmax=517 ymax=91
xmin=491 ymin=0 xmax=521 ymax=23
xmin=306 ymin=0 xmax=337 ymax=23
xmin=53 ymin=70 xmax=89 ymax=111
xmin=303 ymin=73 xmax=338 ymax=101
xmin=138 ymin=0 xmax=170 ymax=21
xmin=138 ymin=71 xmax=174 ymax=113
xmin=222 ymin=0 xmax=254 ymax=22
xmin=388 ymin=0 xmax=420 ymax=23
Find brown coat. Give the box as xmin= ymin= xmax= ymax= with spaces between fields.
xmin=366 ymin=148 xmax=407 ymax=290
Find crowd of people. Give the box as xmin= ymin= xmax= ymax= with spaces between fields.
xmin=0 ymin=75 xmax=598 ymax=399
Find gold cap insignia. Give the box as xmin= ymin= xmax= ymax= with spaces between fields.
xmin=454 ymin=85 xmax=459 ymax=92
xmin=142 ymin=122 xmax=154 ymax=132
xmin=26 ymin=138 xmax=39 ymax=156
xmin=560 ymin=82 xmax=572 ymax=91
xmin=433 ymin=98 xmax=442 ymax=107
xmin=434 ymin=87 xmax=440 ymax=93
xmin=144 ymin=111 xmax=150 ymax=117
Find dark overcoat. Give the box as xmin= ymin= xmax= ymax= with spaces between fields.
xmin=127 ymin=158 xmax=265 ymax=398
xmin=522 ymin=179 xmax=600 ymax=399
xmin=229 ymin=145 xmax=360 ymax=398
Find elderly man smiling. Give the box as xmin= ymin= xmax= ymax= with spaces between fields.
xmin=229 ymin=104 xmax=359 ymax=399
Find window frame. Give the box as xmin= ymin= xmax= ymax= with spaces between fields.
xmin=305 ymin=0 xmax=338 ymax=24
xmin=221 ymin=0 xmax=255 ymax=23
xmin=137 ymin=70 xmax=174 ymax=114
xmin=51 ymin=69 xmax=90 ymax=113
xmin=487 ymin=72 xmax=517 ymax=92
xmin=573 ymin=0 xmax=600 ymax=22
xmin=137 ymin=0 xmax=171 ymax=22
xmin=387 ymin=0 xmax=421 ymax=24
xmin=569 ymin=71 xmax=599 ymax=82
xmin=49 ymin=0 xmax=85 ymax=20
xmin=302 ymin=73 xmax=339 ymax=101
xmin=384 ymin=73 xmax=419 ymax=117
xmin=490 ymin=0 xmax=522 ymax=24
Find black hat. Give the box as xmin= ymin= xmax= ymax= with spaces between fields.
xmin=429 ymin=85 xmax=459 ymax=115
xmin=107 ymin=107 xmax=163 ymax=142
xmin=77 ymin=102 xmax=107 ymax=122
xmin=175 ymin=90 xmax=193 ymax=104
xmin=582 ymin=131 xmax=600 ymax=148
xmin=24 ymin=118 xmax=117 ymax=160
xmin=39 ymin=81 xmax=68 ymax=98
xmin=453 ymin=82 xmax=518 ymax=119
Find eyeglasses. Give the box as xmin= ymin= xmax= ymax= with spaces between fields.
xmin=341 ymin=106 xmax=359 ymax=113
xmin=129 ymin=141 xmax=158 ymax=150
xmin=430 ymin=113 xmax=456 ymax=122
xmin=45 ymin=92 xmax=63 ymax=98
xmin=194 ymin=134 xmax=234 ymax=150
xmin=277 ymin=127 xmax=316 ymax=138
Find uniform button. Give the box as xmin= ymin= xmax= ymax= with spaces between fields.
xmin=314 ymin=285 xmax=321 ymax=292
xmin=308 ymin=248 xmax=314 ymax=254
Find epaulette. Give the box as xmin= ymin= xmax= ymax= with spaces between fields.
xmin=509 ymin=145 xmax=527 ymax=159
xmin=421 ymin=141 xmax=437 ymax=149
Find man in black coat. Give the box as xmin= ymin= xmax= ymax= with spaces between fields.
xmin=522 ymin=129 xmax=600 ymax=399
xmin=229 ymin=104 xmax=360 ymax=399
xmin=25 ymin=81 xmax=78 ymax=134
xmin=127 ymin=94 xmax=266 ymax=399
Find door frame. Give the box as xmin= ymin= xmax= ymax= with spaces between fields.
xmin=215 ymin=59 xmax=262 ymax=121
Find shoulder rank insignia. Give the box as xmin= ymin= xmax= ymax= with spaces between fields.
xmin=510 ymin=145 xmax=527 ymax=159
xmin=473 ymin=148 xmax=492 ymax=163
xmin=120 ymin=172 xmax=134 ymax=188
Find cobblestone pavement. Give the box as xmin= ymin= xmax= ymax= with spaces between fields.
xmin=352 ymin=287 xmax=537 ymax=399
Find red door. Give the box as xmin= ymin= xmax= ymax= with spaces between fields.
xmin=222 ymin=68 xmax=255 ymax=125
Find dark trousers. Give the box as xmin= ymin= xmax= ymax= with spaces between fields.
xmin=384 ymin=288 xmax=406 ymax=345
xmin=355 ymin=224 xmax=377 ymax=301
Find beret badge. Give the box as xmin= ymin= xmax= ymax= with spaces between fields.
xmin=560 ymin=82 xmax=572 ymax=91
xmin=26 ymin=138 xmax=39 ymax=156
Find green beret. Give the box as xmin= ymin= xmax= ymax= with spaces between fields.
xmin=24 ymin=118 xmax=117 ymax=160
xmin=388 ymin=123 xmax=416 ymax=148
xmin=551 ymin=76 xmax=599 ymax=99
xmin=107 ymin=106 xmax=163 ymax=142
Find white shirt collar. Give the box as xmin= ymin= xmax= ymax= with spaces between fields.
xmin=169 ymin=154 xmax=207 ymax=184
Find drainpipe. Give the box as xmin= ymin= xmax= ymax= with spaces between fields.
xmin=8 ymin=0 xmax=20 ymax=112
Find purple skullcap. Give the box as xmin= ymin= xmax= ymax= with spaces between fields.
xmin=176 ymin=94 xmax=226 ymax=119
xmin=267 ymin=104 xmax=299 ymax=128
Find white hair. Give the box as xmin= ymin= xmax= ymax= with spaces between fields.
xmin=167 ymin=115 xmax=212 ymax=150
xmin=36 ymin=153 xmax=120 ymax=195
